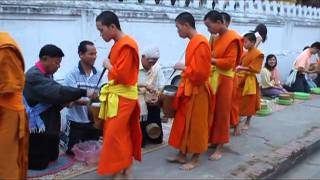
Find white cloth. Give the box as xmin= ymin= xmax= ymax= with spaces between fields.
xmin=285 ymin=69 xmax=298 ymax=87
xmin=143 ymin=46 xmax=160 ymax=59
xmin=254 ymin=32 xmax=263 ymax=48
xmin=139 ymin=63 xmax=165 ymax=91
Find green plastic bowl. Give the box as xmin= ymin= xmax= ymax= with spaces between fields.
xmin=275 ymin=97 xmax=294 ymax=105
xmin=256 ymin=107 xmax=272 ymax=116
xmin=294 ymin=92 xmax=310 ymax=100
xmin=311 ymin=88 xmax=320 ymax=94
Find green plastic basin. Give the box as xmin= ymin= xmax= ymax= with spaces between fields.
xmin=256 ymin=107 xmax=272 ymax=116
xmin=311 ymin=88 xmax=320 ymax=94
xmin=294 ymin=92 xmax=310 ymax=100
xmin=275 ymin=97 xmax=294 ymax=105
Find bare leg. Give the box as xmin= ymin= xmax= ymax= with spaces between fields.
xmin=123 ymin=165 xmax=133 ymax=179
xmin=209 ymin=144 xmax=223 ymax=161
xmin=180 ymin=153 xmax=200 ymax=171
xmin=242 ymin=116 xmax=252 ymax=130
xmin=112 ymin=171 xmax=124 ymax=180
xmin=166 ymin=151 xmax=187 ymax=164
xmin=233 ymin=124 xmax=241 ymax=136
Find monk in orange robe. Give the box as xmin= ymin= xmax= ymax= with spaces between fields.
xmin=167 ymin=12 xmax=213 ymax=170
xmin=96 ymin=11 xmax=142 ymax=179
xmin=230 ymin=69 xmax=241 ymax=135
xmin=220 ymin=12 xmax=243 ymax=136
xmin=0 ymin=32 xmax=28 ymax=179
xmin=237 ymin=33 xmax=264 ymax=130
xmin=230 ymin=46 xmax=245 ymax=136
xmin=204 ymin=11 xmax=243 ymax=160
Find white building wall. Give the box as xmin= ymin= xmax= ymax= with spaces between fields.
xmin=1 ymin=0 xmax=320 ymax=81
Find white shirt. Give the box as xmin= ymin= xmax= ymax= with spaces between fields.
xmin=138 ymin=63 xmax=165 ymax=90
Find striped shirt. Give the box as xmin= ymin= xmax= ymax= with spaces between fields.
xmin=64 ymin=61 xmax=106 ymax=123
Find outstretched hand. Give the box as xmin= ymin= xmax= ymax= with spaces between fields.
xmin=102 ymin=58 xmax=112 ymax=71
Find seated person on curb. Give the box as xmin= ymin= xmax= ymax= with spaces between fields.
xmin=260 ymin=54 xmax=287 ymax=97
xmin=61 ymin=41 xmax=104 ymax=155
xmin=284 ymin=42 xmax=320 ymax=93
xmin=312 ymin=52 xmax=320 ymax=87
xmin=23 ymin=44 xmax=96 ymax=170
xmin=138 ymin=46 xmax=165 ymax=147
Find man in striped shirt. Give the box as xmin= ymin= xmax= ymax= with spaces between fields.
xmin=62 ymin=40 xmax=105 ymax=155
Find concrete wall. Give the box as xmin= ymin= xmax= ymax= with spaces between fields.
xmin=1 ymin=0 xmax=320 ymax=81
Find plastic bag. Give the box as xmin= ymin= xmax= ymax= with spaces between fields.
xmin=72 ymin=140 xmax=102 ymax=166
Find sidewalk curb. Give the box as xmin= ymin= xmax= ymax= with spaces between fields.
xmin=228 ymin=127 xmax=320 ymax=179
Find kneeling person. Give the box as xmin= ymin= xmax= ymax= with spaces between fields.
xmin=24 ymin=44 xmax=96 ymax=170
xmin=138 ymin=46 xmax=165 ymax=146
xmin=62 ymin=41 xmax=104 ymax=155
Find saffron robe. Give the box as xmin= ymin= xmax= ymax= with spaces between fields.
xmin=238 ymin=47 xmax=264 ymax=116
xmin=230 ymin=37 xmax=244 ymax=127
xmin=98 ymin=35 xmax=142 ymax=175
xmin=209 ymin=30 xmax=242 ymax=144
xmin=168 ymin=34 xmax=213 ymax=154
xmin=0 ymin=32 xmax=28 ymax=180
xmin=230 ymin=75 xmax=241 ymax=126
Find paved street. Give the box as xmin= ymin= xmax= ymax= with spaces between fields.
xmin=75 ymin=96 xmax=320 ymax=179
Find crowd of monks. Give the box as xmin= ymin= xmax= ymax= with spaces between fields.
xmin=166 ymin=11 xmax=265 ymax=171
xmin=2 ymin=9 xmax=320 ymax=180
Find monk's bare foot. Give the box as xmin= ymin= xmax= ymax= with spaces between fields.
xmin=242 ymin=123 xmax=250 ymax=130
xmin=242 ymin=116 xmax=251 ymax=131
xmin=209 ymin=152 xmax=222 ymax=161
xmin=209 ymin=144 xmax=223 ymax=161
xmin=112 ymin=173 xmax=124 ymax=180
xmin=233 ymin=125 xmax=241 ymax=136
xmin=166 ymin=155 xmax=186 ymax=164
xmin=123 ymin=166 xmax=133 ymax=179
xmin=179 ymin=161 xmax=199 ymax=171
xmin=179 ymin=154 xmax=200 ymax=171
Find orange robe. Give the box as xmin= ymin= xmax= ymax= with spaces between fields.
xmin=0 ymin=32 xmax=28 ymax=179
xmin=238 ymin=48 xmax=264 ymax=116
xmin=98 ymin=35 xmax=142 ymax=175
xmin=209 ymin=30 xmax=242 ymax=144
xmin=230 ymin=75 xmax=240 ymax=126
xmin=230 ymin=38 xmax=244 ymax=127
xmin=168 ymin=34 xmax=213 ymax=154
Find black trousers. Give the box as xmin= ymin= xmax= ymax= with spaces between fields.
xmin=284 ymin=71 xmax=310 ymax=93
xmin=29 ymin=133 xmax=60 ymax=170
xmin=64 ymin=120 xmax=102 ymax=155
xmin=140 ymin=104 xmax=163 ymax=147
xmin=314 ymin=73 xmax=320 ymax=87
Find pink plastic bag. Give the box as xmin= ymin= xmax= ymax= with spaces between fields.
xmin=72 ymin=140 xmax=102 ymax=166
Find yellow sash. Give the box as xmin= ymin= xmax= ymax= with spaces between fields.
xmin=238 ymin=72 xmax=256 ymax=96
xmin=209 ymin=65 xmax=235 ymax=94
xmin=98 ymin=80 xmax=138 ymax=119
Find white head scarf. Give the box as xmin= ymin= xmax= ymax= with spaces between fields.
xmin=143 ymin=46 xmax=160 ymax=61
